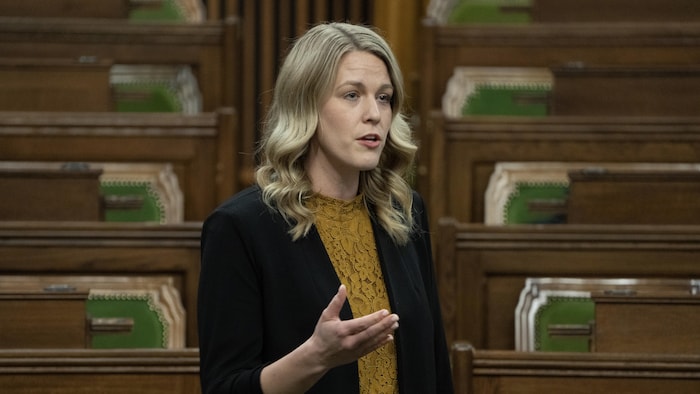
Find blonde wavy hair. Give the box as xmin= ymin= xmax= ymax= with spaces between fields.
xmin=255 ymin=22 xmax=417 ymax=245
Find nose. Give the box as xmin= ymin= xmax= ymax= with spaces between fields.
xmin=364 ymin=98 xmax=381 ymax=123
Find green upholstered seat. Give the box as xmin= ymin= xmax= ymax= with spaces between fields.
xmin=503 ymin=182 xmax=568 ymax=224
xmin=442 ymin=67 xmax=552 ymax=118
xmin=110 ymin=65 xmax=202 ymax=114
xmin=98 ymin=163 xmax=184 ymax=224
xmin=448 ymin=0 xmax=532 ymax=24
xmin=88 ymin=291 xmax=168 ymax=349
xmin=462 ymin=85 xmax=550 ymax=116
xmin=100 ymin=180 xmax=165 ymax=223
xmin=534 ymin=296 xmax=593 ymax=352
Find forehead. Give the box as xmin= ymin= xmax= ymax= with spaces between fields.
xmin=334 ymin=51 xmax=390 ymax=82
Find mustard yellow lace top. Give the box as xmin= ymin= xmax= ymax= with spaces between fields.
xmin=309 ymin=194 xmax=398 ymax=394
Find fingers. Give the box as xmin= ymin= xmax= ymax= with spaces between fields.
xmin=321 ymin=284 xmax=347 ymax=321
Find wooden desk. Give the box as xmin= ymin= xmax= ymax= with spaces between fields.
xmin=567 ymin=169 xmax=700 ymax=224
xmin=0 ymin=165 xmax=103 ymax=221
xmin=0 ymin=288 xmax=89 ymax=349
xmin=593 ymin=291 xmax=700 ymax=354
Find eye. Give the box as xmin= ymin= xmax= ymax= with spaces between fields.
xmin=344 ymin=91 xmax=359 ymax=100
xmin=377 ymin=93 xmax=393 ymax=104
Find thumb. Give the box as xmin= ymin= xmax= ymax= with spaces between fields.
xmin=323 ymin=284 xmax=347 ymax=320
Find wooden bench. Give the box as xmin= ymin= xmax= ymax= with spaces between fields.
xmin=426 ymin=113 xmax=700 ymax=225
xmin=435 ymin=219 xmax=700 ymax=349
xmin=417 ymin=19 xmax=700 ymax=195
xmin=0 ymin=110 xmax=235 ymax=221
xmin=451 ymin=342 xmax=700 ymax=394
xmin=0 ymin=221 xmax=202 ymax=347
xmin=0 ymin=348 xmax=200 ymax=394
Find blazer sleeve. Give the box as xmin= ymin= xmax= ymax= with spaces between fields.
xmin=198 ymin=207 xmax=266 ymax=394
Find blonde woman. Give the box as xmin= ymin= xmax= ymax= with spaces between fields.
xmin=198 ymin=22 xmax=453 ymax=394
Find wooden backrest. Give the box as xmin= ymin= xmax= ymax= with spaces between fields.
xmin=551 ymin=65 xmax=700 ymax=116
xmin=435 ymin=219 xmax=700 ymax=349
xmin=592 ymin=290 xmax=700 ymax=354
xmin=0 ymin=57 xmax=115 ymax=112
xmin=0 ymin=348 xmax=201 ymax=394
xmin=0 ymin=111 xmax=235 ymax=221
xmin=426 ymin=113 xmax=700 ymax=226
xmin=567 ymin=168 xmax=700 ymax=224
xmin=0 ymin=288 xmax=90 ymax=349
xmin=0 ymin=221 xmax=202 ymax=347
xmin=451 ymin=342 xmax=700 ymax=394
xmin=0 ymin=163 xmax=104 ymax=221
xmin=532 ymin=0 xmax=700 ymax=23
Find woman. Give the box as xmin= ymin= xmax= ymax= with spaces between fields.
xmin=198 ymin=22 xmax=454 ymax=394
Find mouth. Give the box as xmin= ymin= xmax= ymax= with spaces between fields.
xmin=359 ymin=134 xmax=381 ymax=142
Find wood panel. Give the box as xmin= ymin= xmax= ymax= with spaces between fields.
xmin=451 ymin=342 xmax=700 ymax=394
xmin=532 ymin=0 xmax=700 ymax=23
xmin=0 ymin=165 xmax=103 ymax=221
xmin=435 ymin=219 xmax=700 ymax=349
xmin=0 ymin=0 xmax=130 ymax=18
xmin=0 ymin=348 xmax=200 ymax=394
xmin=0 ymin=289 xmax=89 ymax=349
xmin=566 ymin=169 xmax=700 ymax=225
xmin=0 ymin=57 xmax=114 ymax=112
xmin=0 ymin=221 xmax=202 ymax=347
xmin=551 ymin=65 xmax=700 ymax=116
xmin=592 ymin=292 xmax=700 ymax=354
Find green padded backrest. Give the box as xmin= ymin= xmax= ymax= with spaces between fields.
xmin=448 ymin=0 xmax=532 ymax=24
xmin=504 ymin=182 xmax=569 ymax=224
xmin=534 ymin=296 xmax=594 ymax=352
xmin=113 ymin=83 xmax=182 ymax=113
xmin=100 ymin=180 xmax=165 ymax=223
xmin=87 ymin=292 xmax=168 ymax=349
xmin=129 ymin=0 xmax=185 ymax=21
xmin=462 ymin=85 xmax=550 ymax=116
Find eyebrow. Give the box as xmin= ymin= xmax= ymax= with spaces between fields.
xmin=338 ymin=80 xmax=394 ymax=91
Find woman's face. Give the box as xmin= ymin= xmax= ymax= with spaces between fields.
xmin=307 ymin=50 xmax=393 ymax=188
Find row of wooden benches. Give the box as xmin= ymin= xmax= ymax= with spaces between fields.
xmin=2 ymin=219 xmax=700 ymax=392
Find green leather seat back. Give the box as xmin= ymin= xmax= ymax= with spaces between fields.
xmin=100 ymin=181 xmax=165 ymax=223
xmin=448 ymin=0 xmax=532 ymax=24
xmin=504 ymin=182 xmax=568 ymax=224
xmin=87 ymin=294 xmax=168 ymax=349
xmin=462 ymin=85 xmax=550 ymax=116
xmin=534 ymin=296 xmax=594 ymax=352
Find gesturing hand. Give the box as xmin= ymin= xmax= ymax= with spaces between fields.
xmin=309 ymin=284 xmax=399 ymax=369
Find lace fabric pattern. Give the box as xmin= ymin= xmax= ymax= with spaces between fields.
xmin=310 ymin=194 xmax=399 ymax=394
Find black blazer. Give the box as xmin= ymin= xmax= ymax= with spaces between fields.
xmin=198 ymin=185 xmax=454 ymax=393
